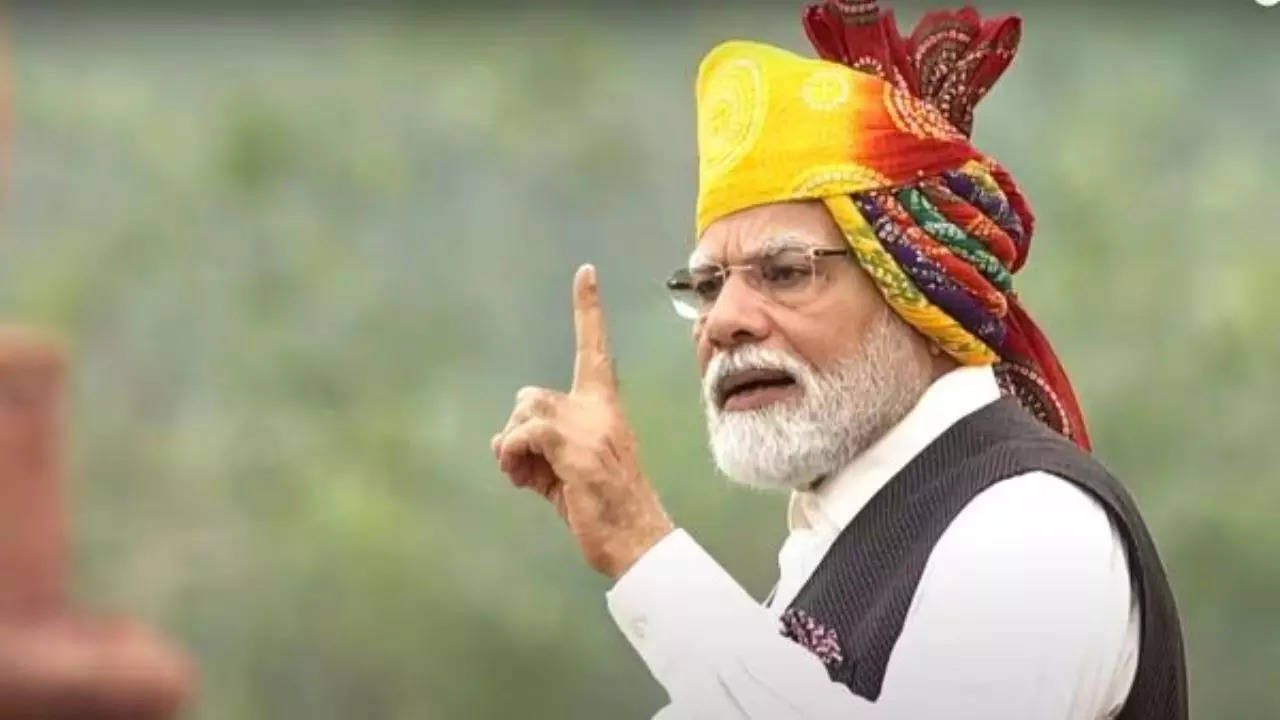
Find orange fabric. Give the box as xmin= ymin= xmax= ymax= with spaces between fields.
xmin=695 ymin=41 xmax=986 ymax=237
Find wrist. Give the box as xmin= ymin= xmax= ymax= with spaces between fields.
xmin=604 ymin=515 xmax=675 ymax=580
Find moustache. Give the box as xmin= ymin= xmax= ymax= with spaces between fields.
xmin=703 ymin=346 xmax=814 ymax=412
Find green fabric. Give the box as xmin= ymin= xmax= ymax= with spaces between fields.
xmin=897 ymin=187 xmax=1015 ymax=292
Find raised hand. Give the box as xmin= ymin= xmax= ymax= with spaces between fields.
xmin=491 ymin=265 xmax=673 ymax=578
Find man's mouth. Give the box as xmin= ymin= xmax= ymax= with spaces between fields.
xmin=716 ymin=368 xmax=799 ymax=412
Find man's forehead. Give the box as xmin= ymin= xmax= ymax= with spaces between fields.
xmin=690 ymin=200 xmax=846 ymax=267
xmin=688 ymin=233 xmax=814 ymax=268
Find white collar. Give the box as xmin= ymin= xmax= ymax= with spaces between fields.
xmin=786 ymin=364 xmax=1002 ymax=535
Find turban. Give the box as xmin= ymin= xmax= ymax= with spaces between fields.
xmin=695 ymin=1 xmax=1091 ymax=450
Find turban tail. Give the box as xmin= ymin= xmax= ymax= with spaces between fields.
xmin=695 ymin=2 xmax=1091 ymax=450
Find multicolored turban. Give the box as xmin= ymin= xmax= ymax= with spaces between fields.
xmin=695 ymin=1 xmax=1091 ymax=450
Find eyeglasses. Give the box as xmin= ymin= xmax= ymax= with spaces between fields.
xmin=665 ymin=246 xmax=852 ymax=320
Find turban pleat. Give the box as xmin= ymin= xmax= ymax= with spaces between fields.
xmin=895 ymin=186 xmax=1013 ymax=292
xmin=941 ymin=166 xmax=1026 ymax=252
xmin=855 ymin=193 xmax=1008 ymax=351
xmin=874 ymin=191 xmax=1008 ymax=318
xmin=822 ymin=195 xmax=998 ymax=366
xmin=918 ymin=180 xmax=1018 ymax=269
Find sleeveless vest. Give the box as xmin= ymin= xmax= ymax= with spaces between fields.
xmin=781 ymin=397 xmax=1188 ymax=719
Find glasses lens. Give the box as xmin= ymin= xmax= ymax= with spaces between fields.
xmin=666 ymin=269 xmax=702 ymax=320
xmin=756 ymin=250 xmax=817 ymax=306
xmin=689 ymin=268 xmax=725 ymax=307
xmin=669 ymin=296 xmax=700 ymax=320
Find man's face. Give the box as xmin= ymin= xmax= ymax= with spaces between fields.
xmin=690 ymin=199 xmax=936 ymax=489
xmin=693 ymin=200 xmax=888 ymax=396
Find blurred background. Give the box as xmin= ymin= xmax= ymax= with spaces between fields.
xmin=1 ymin=1 xmax=1277 ymax=718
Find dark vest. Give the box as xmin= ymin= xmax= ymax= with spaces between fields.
xmin=781 ymin=397 xmax=1187 ymax=719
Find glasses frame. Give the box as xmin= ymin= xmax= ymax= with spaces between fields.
xmin=665 ymin=246 xmax=852 ymax=321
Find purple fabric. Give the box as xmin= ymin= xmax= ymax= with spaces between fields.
xmin=941 ymin=170 xmax=1026 ymax=253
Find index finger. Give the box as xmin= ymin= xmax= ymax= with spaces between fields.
xmin=571 ymin=264 xmax=617 ymax=397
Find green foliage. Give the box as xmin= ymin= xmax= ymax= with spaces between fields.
xmin=2 ymin=5 xmax=1277 ymax=718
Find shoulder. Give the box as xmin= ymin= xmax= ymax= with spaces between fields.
xmin=930 ymin=471 xmax=1130 ymax=583
xmin=959 ymin=470 xmax=1115 ymax=534
xmin=887 ymin=477 xmax=1141 ymax=716
xmin=906 ymin=471 xmax=1135 ymax=642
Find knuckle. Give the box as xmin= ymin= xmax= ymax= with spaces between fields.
xmin=533 ymin=419 xmax=564 ymax=447
xmin=515 ymin=386 xmax=551 ymax=404
xmin=516 ymin=387 xmax=559 ymax=417
xmin=529 ymin=397 xmax=553 ymax=417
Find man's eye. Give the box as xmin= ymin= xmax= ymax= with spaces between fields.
xmin=692 ymin=275 xmax=724 ymax=301
xmin=760 ymin=261 xmax=812 ymax=289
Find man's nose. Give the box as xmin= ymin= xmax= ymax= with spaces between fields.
xmin=703 ymin=273 xmax=771 ymax=351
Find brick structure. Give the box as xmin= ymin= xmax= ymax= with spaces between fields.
xmin=0 ymin=327 xmax=193 ymax=719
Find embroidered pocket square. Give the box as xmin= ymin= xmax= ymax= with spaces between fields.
xmin=779 ymin=608 xmax=845 ymax=668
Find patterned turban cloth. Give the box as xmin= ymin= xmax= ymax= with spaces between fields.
xmin=695 ymin=0 xmax=1091 ymax=450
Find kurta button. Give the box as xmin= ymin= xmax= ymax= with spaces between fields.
xmin=631 ymin=617 xmax=649 ymax=641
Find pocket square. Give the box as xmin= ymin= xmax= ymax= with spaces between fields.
xmin=779 ymin=608 xmax=845 ymax=668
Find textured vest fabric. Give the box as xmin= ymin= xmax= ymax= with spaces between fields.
xmin=782 ymin=397 xmax=1188 ymax=719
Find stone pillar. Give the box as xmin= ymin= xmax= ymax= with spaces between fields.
xmin=0 ymin=327 xmax=193 ymax=719
xmin=0 ymin=327 xmax=68 ymax=618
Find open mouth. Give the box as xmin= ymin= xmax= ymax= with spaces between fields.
xmin=716 ymin=367 xmax=799 ymax=411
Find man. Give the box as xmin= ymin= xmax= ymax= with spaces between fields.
xmin=491 ymin=2 xmax=1187 ymax=718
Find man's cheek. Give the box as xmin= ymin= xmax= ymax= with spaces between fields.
xmin=694 ymin=335 xmax=713 ymax=376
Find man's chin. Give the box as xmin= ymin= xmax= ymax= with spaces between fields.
xmin=721 ymin=470 xmax=810 ymax=493
xmin=708 ymin=426 xmax=818 ymax=493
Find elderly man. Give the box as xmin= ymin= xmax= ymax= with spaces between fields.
xmin=491 ymin=2 xmax=1187 ymax=718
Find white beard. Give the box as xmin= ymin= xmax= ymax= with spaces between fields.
xmin=702 ymin=308 xmax=934 ymax=491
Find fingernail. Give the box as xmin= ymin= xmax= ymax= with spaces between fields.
xmin=580 ymin=263 xmax=596 ymax=286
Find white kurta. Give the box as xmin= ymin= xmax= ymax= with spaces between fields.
xmin=607 ymin=365 xmax=1141 ymax=719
